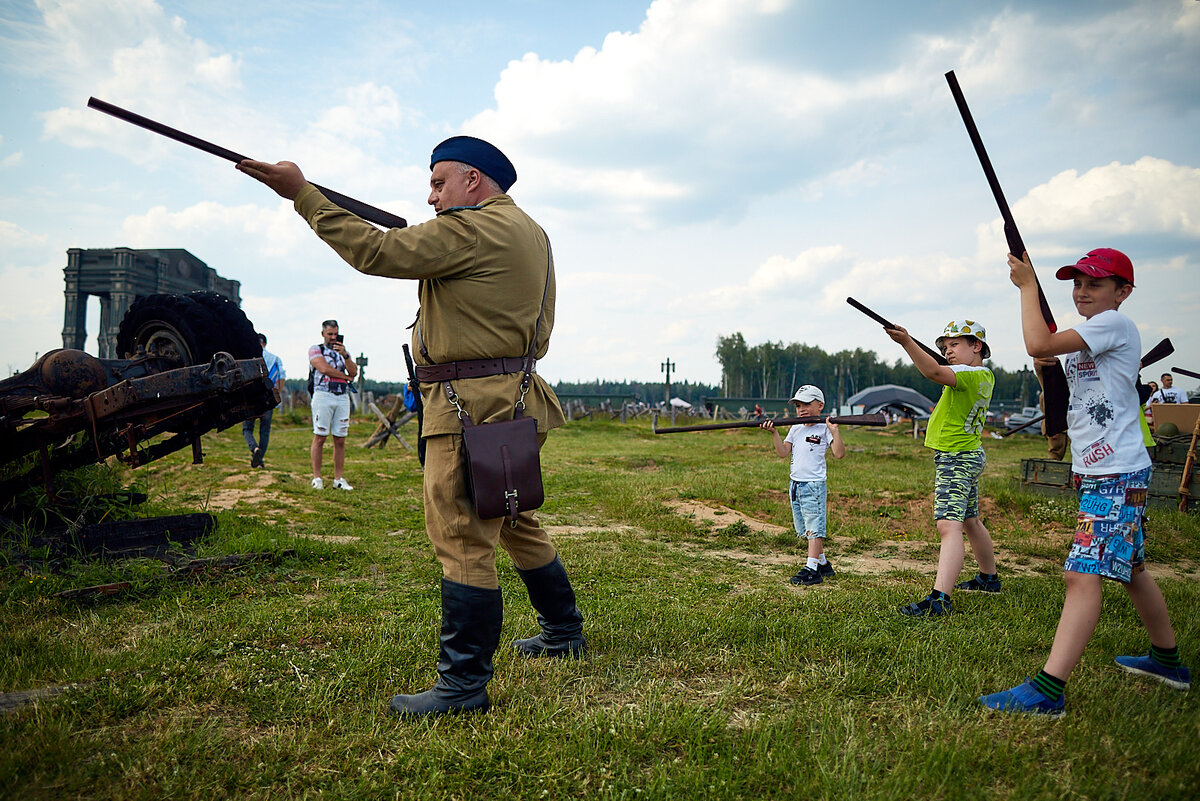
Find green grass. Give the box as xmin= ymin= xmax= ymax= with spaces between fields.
xmin=2 ymin=416 xmax=1198 ymax=800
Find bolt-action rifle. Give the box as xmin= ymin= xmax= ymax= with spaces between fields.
xmin=87 ymin=97 xmax=407 ymax=230
xmin=945 ymin=70 xmax=1068 ymax=437
xmin=653 ymin=412 xmax=888 ymax=434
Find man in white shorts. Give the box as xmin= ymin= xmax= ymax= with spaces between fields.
xmin=308 ymin=319 xmax=356 ymax=490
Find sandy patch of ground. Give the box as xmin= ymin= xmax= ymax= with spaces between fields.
xmin=204 ymin=472 xmax=301 ymax=511
xmin=295 ymin=533 xmax=360 ymax=544
xmin=664 ymin=500 xmax=788 ymax=535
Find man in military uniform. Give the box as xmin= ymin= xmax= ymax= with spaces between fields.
xmin=237 ymin=136 xmax=586 ymax=717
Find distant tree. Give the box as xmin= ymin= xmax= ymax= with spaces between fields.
xmin=715 ymin=331 xmax=1030 ymax=405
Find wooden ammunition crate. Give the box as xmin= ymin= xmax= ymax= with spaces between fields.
xmin=1021 ymin=458 xmax=1072 ymax=490
xmin=1151 ymin=434 xmax=1196 ymax=465
xmin=1018 ymin=458 xmax=1198 ymax=511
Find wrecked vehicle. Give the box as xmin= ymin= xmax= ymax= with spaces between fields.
xmin=1 ymin=290 xmax=277 ymax=506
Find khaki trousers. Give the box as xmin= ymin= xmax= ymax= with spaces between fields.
xmin=423 ymin=432 xmax=558 ymax=589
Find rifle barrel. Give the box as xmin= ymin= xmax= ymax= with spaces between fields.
xmin=653 ymin=412 xmax=888 ymax=434
xmin=87 ymin=97 xmax=407 ymax=230
xmin=846 ymin=297 xmax=948 ymax=366
xmin=944 ymin=71 xmax=1056 ymax=332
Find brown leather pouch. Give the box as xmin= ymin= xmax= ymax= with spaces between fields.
xmin=461 ymin=412 xmax=543 ymax=522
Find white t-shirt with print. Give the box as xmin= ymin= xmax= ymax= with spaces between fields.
xmin=1065 ymin=309 xmax=1152 ymax=475
xmin=1149 ymin=387 xmax=1187 ymax=404
xmin=785 ymin=423 xmax=832 ymax=482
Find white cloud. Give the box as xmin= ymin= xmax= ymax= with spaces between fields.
xmin=0 ymin=220 xmax=48 ymax=248
xmin=1015 ymin=157 xmax=1200 ymax=237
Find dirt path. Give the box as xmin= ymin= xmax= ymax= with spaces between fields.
xmin=661 ymin=499 xmax=1198 ymax=582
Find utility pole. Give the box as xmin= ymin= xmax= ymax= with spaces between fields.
xmin=354 ymin=352 xmax=368 ymax=412
xmin=661 ymin=357 xmax=675 ymax=405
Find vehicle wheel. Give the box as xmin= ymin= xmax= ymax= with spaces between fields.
xmin=116 ymin=294 xmax=224 ymax=366
xmin=185 ymin=291 xmax=262 ymax=360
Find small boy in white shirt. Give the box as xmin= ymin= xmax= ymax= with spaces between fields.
xmin=760 ymin=385 xmax=845 ymax=585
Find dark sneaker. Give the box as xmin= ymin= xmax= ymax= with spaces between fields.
xmin=1115 ymin=653 xmax=1191 ymax=691
xmin=979 ymin=678 xmax=1065 ymax=717
xmin=899 ymin=593 xmax=952 ymax=617
xmin=956 ymin=574 xmax=1000 ymax=593
xmin=250 ymin=447 xmax=264 ymax=468
xmin=817 ymin=561 xmax=835 ymax=579
xmin=789 ymin=567 xmax=822 ymax=586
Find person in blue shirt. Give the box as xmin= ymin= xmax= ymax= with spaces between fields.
xmin=243 ymin=333 xmax=285 ymax=468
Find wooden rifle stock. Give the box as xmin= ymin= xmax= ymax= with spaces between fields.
xmin=945 ymin=70 xmax=1068 ymax=436
xmin=87 ymin=97 xmax=407 ymax=230
xmin=1140 ymin=338 xmax=1173 ymax=369
xmin=1171 ymin=366 xmax=1200 ymax=381
xmin=653 ymin=412 xmax=888 ymax=434
xmin=846 ymin=297 xmax=948 ymax=366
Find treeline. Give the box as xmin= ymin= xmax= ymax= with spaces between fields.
xmin=715 ymin=332 xmax=1035 ymax=407
xmin=552 ymin=379 xmax=721 ymax=406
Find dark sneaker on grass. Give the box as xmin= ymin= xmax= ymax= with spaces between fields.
xmin=956 ymin=574 xmax=1000 ymax=593
xmin=979 ymin=679 xmax=1065 ymax=717
xmin=817 ymin=561 xmax=835 ymax=579
xmin=1115 ymin=653 xmax=1191 ymax=691
xmin=898 ymin=593 xmax=952 ymax=617
xmin=789 ymin=567 xmax=822 ymax=586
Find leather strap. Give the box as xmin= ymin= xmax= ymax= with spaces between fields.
xmin=415 ymin=357 xmax=534 ymax=383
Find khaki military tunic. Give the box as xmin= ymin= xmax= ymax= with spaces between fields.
xmin=294 ymin=186 xmax=565 ymax=435
xmin=293 ymin=185 xmax=566 ymax=587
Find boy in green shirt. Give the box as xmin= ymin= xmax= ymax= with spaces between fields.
xmin=885 ymin=320 xmax=1001 ymax=616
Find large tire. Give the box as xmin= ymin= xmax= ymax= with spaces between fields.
xmin=116 ymin=295 xmax=223 ymax=367
xmin=186 ymin=291 xmax=261 ymax=360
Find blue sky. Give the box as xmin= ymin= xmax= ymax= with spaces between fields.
xmin=2 ymin=0 xmax=1198 ymax=395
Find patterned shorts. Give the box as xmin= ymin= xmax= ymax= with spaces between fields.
xmin=933 ymin=448 xmax=985 ymax=521
xmin=789 ymin=480 xmax=827 ymax=539
xmin=1064 ymin=467 xmax=1150 ymax=583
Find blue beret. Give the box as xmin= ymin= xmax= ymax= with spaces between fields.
xmin=430 ymin=136 xmax=517 ymax=192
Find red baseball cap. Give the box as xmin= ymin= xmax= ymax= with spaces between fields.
xmin=1055 ymin=248 xmax=1134 ymax=285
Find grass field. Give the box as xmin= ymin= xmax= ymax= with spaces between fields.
xmin=3 ymin=413 xmax=1198 ymax=800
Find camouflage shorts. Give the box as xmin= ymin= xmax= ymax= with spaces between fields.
xmin=1064 ymin=467 xmax=1150 ymax=583
xmin=933 ymin=448 xmax=985 ymax=521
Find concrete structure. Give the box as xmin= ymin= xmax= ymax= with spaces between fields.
xmin=62 ymin=248 xmax=240 ymax=358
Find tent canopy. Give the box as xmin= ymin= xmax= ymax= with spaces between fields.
xmin=846 ymin=384 xmax=937 ymax=418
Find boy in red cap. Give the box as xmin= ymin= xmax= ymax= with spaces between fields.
xmin=981 ymin=248 xmax=1190 ymax=716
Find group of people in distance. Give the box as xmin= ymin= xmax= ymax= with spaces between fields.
xmin=234 ymin=131 xmax=1188 ymax=720
xmin=759 ymin=248 xmax=1190 ymax=716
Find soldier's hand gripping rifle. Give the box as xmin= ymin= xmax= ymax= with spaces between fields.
xmin=653 ymin=412 xmax=888 ymax=434
xmin=944 ymin=70 xmax=1068 ymax=437
xmin=846 ymin=297 xmax=948 ymax=366
xmin=87 ymin=97 xmax=407 ymax=230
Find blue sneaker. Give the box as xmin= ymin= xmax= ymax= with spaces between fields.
xmin=979 ymin=679 xmax=1065 ymax=717
xmin=1115 ymin=653 xmax=1191 ymax=691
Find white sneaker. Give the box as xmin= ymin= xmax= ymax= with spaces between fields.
xmin=332 ymin=477 xmax=354 ymax=491
xmin=311 ymin=477 xmax=323 ymax=489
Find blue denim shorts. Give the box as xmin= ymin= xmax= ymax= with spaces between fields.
xmin=790 ymin=479 xmax=827 ymax=539
xmin=933 ymin=448 xmax=985 ymax=521
xmin=1064 ymin=467 xmax=1150 ymax=583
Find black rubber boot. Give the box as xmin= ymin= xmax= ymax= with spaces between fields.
xmin=389 ymin=579 xmax=502 ymax=717
xmin=513 ymin=556 xmax=586 ymax=658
